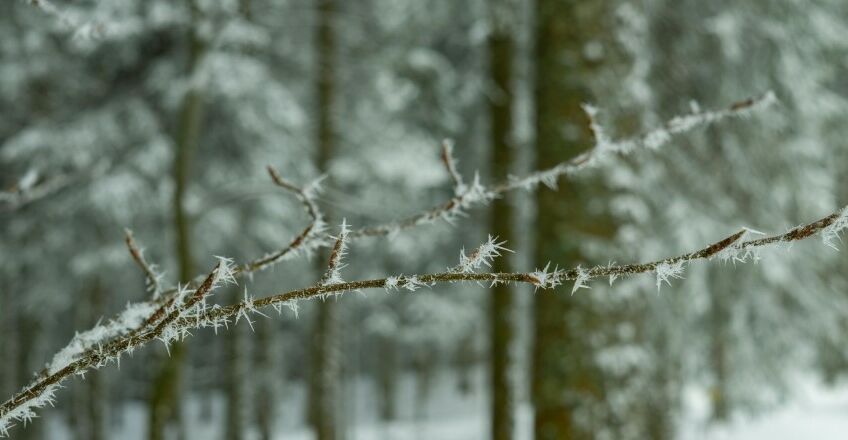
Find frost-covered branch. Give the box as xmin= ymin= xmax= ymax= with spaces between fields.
xmin=143 ymin=167 xmax=328 ymax=301
xmin=0 ymin=260 xmax=237 ymax=435
xmin=141 ymin=93 xmax=775 ymax=285
xmin=350 ymin=93 xmax=776 ymax=238
xmin=528 ymin=206 xmax=848 ymax=291
xmin=0 ymin=92 xmax=789 ymax=436
xmin=4 ymin=204 xmax=844 ymax=434
xmin=498 ymin=91 xmax=778 ymax=192
xmin=0 ymin=168 xmax=332 ymax=434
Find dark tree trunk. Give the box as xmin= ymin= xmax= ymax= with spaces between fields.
xmin=0 ymin=283 xmax=18 ymax=416
xmin=413 ymin=349 xmax=436 ymax=422
xmin=148 ymin=2 xmax=206 ymax=439
xmin=16 ymin=317 xmax=43 ymax=440
xmin=255 ymin=318 xmax=278 ymax=440
xmin=487 ymin=5 xmax=516 ymax=438
xmin=709 ymin=272 xmax=730 ymax=421
xmin=531 ymin=1 xmax=617 ymax=439
xmin=308 ymin=0 xmax=342 ymax=439
xmin=73 ymin=280 xmax=106 ymax=440
xmin=375 ymin=336 xmax=398 ymax=421
xmin=226 ymin=288 xmax=250 ymax=440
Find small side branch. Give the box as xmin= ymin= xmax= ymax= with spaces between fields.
xmin=451 ymin=235 xmax=511 ymax=274
xmin=241 ymin=167 xmax=329 ymax=273
xmin=124 ymin=229 xmax=164 ymax=299
xmin=320 ymin=220 xmax=350 ymax=287
xmin=440 ymin=139 xmax=464 ymax=194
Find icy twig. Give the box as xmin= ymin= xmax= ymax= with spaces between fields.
xmin=655 ymin=260 xmax=685 ymax=291
xmin=452 ymin=235 xmax=511 ymax=273
xmin=500 ymin=91 xmax=777 ymax=192
xmin=320 ymin=220 xmax=350 ymax=287
xmin=350 ymin=93 xmax=775 ymax=238
xmin=440 ymin=139 xmax=464 ymax=194
xmin=124 ymin=229 xmax=164 ymax=299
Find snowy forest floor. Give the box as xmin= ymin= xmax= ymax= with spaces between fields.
xmin=42 ymin=369 xmax=848 ymax=439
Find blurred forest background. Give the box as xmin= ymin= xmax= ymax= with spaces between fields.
xmin=2 ymin=0 xmax=848 ymax=439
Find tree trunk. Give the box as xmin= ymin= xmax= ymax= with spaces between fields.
xmin=487 ymin=4 xmax=516 ymax=438
xmin=16 ymin=317 xmax=43 ymax=440
xmin=148 ymin=2 xmax=205 ymax=439
xmin=531 ymin=1 xmax=617 ymax=439
xmin=375 ymin=335 xmax=398 ymax=421
xmin=255 ymin=318 xmax=278 ymax=440
xmin=709 ymin=271 xmax=730 ymax=421
xmin=0 ymin=283 xmax=18 ymax=416
xmin=308 ymin=0 xmax=341 ymax=439
xmin=226 ymin=288 xmax=250 ymax=440
xmin=74 ymin=280 xmax=106 ymax=440
xmin=309 ymin=300 xmax=341 ymax=440
xmin=644 ymin=326 xmax=678 ymax=440
xmin=413 ymin=349 xmax=436 ymax=422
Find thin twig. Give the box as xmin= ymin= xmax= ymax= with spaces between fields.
xmin=240 ymin=166 xmax=328 ymax=273
xmin=440 ymin=139 xmax=464 ymax=193
xmin=124 ymin=229 xmax=163 ymax=298
xmin=320 ymin=220 xmax=350 ymax=286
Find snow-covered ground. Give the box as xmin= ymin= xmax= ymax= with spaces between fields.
xmin=678 ymin=376 xmax=848 ymax=440
xmin=45 ymin=372 xmax=848 ymax=439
